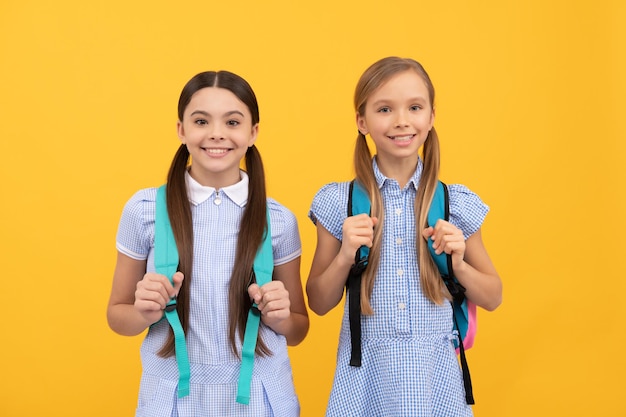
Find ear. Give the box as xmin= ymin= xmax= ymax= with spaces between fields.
xmin=248 ymin=123 xmax=259 ymax=147
xmin=177 ymin=120 xmax=186 ymax=144
xmin=356 ymin=112 xmax=368 ymax=135
xmin=427 ymin=107 xmax=435 ymax=131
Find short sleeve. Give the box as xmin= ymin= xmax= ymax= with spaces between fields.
xmin=115 ymin=188 xmax=157 ymax=260
xmin=447 ymin=184 xmax=489 ymax=239
xmin=308 ymin=182 xmax=350 ymax=241
xmin=267 ymin=198 xmax=302 ymax=266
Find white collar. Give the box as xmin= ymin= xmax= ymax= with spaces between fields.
xmin=185 ymin=170 xmax=249 ymax=207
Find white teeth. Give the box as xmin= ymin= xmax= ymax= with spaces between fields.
xmin=206 ymin=148 xmax=228 ymax=154
xmin=391 ymin=135 xmax=414 ymax=141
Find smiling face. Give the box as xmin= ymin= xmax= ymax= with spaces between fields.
xmin=356 ymin=69 xmax=434 ymax=171
xmin=177 ymin=87 xmax=258 ymax=188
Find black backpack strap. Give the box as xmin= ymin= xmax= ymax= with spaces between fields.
xmin=347 ymin=257 xmax=366 ymax=367
xmin=453 ymin=308 xmax=474 ymax=404
xmin=347 ymin=180 xmax=366 ymax=367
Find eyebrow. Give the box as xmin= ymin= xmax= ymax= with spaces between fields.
xmin=371 ymin=97 xmax=429 ymax=107
xmin=189 ymin=110 xmax=246 ymax=118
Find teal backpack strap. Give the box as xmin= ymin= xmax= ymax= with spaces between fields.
xmin=426 ymin=180 xmax=474 ymax=405
xmin=236 ymin=209 xmax=273 ymax=405
xmin=155 ymin=185 xmax=191 ymax=398
xmin=346 ymin=180 xmax=370 ymax=367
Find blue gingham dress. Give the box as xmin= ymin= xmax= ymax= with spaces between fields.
xmin=309 ymin=159 xmax=488 ymax=417
xmin=116 ymin=171 xmax=302 ymax=417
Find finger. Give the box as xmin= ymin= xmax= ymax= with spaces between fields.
xmin=257 ymin=286 xmax=289 ymax=312
xmin=171 ymin=272 xmax=185 ymax=297
xmin=260 ymin=298 xmax=291 ymax=317
xmin=247 ymin=283 xmax=262 ymax=303
xmin=136 ymin=280 xmax=170 ymax=306
xmin=438 ymin=233 xmax=465 ymax=255
xmin=134 ymin=298 xmax=164 ymax=313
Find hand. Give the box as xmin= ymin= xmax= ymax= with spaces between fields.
xmin=134 ymin=271 xmax=184 ymax=325
xmin=422 ymin=219 xmax=466 ymax=269
xmin=247 ymin=281 xmax=290 ymax=326
xmin=340 ymin=214 xmax=378 ymax=264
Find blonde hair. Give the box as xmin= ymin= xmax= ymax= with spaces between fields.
xmin=353 ymin=57 xmax=447 ymax=314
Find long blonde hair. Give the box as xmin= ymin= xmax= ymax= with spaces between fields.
xmin=353 ymin=57 xmax=447 ymax=314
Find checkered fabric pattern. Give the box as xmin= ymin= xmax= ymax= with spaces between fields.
xmin=116 ymin=173 xmax=302 ymax=416
xmin=308 ymin=158 xmax=488 ymax=417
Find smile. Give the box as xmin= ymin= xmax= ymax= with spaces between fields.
xmin=388 ymin=134 xmax=415 ymax=142
xmin=202 ymin=148 xmax=230 ymax=155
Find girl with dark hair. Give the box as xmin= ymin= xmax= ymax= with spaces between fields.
xmin=107 ymin=71 xmax=308 ymax=416
xmin=306 ymin=57 xmax=502 ymax=416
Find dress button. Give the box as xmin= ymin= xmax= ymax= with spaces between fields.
xmin=398 ymin=302 xmax=406 ymax=310
xmin=395 ymin=208 xmax=402 ymax=215
xmin=397 ymin=269 xmax=403 ymax=276
xmin=396 ymin=237 xmax=402 ymax=245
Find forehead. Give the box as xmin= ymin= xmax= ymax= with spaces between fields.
xmin=185 ymin=87 xmax=249 ymax=114
xmin=369 ymin=70 xmax=431 ymax=103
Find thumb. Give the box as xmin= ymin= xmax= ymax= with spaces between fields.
xmin=247 ymin=283 xmax=261 ymax=303
xmin=172 ymin=272 xmax=185 ymax=296
xmin=371 ymin=216 xmax=379 ymax=227
xmin=422 ymin=226 xmax=434 ymax=240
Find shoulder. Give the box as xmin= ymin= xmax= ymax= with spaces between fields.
xmin=312 ymin=181 xmax=352 ymax=200
xmin=266 ymin=198 xmax=302 ymax=265
xmin=445 ymin=183 xmax=489 ymax=238
xmin=118 ymin=187 xmax=160 ymax=225
xmin=116 ymin=187 xmax=159 ymax=260
xmin=267 ymin=198 xmax=298 ymax=229
xmin=309 ymin=181 xmax=352 ymax=222
xmin=307 ymin=181 xmax=352 ymax=241
xmin=122 ymin=187 xmax=158 ymax=214
xmin=446 ymin=183 xmax=489 ymax=213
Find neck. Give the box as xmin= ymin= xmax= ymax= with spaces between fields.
xmin=187 ymin=166 xmax=241 ymax=189
xmin=375 ymin=154 xmax=418 ymax=189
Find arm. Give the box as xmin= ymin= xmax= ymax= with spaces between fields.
xmin=107 ymin=252 xmax=183 ymax=336
xmin=423 ymin=222 xmax=502 ymax=311
xmin=306 ymin=214 xmax=377 ymax=315
xmin=248 ymin=257 xmax=309 ymax=346
xmin=456 ymin=229 xmax=502 ymax=310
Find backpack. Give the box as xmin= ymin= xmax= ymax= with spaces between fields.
xmin=154 ymin=184 xmax=273 ymax=405
xmin=346 ymin=180 xmax=476 ymax=404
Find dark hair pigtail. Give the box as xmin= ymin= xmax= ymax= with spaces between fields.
xmin=158 ymin=144 xmax=194 ymax=357
xmin=228 ymin=144 xmax=271 ymax=357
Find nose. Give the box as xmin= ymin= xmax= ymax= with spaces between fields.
xmin=394 ymin=110 xmax=409 ymax=128
xmin=209 ymin=124 xmax=225 ymax=140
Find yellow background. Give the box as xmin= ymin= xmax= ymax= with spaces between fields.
xmin=1 ymin=0 xmax=624 ymax=416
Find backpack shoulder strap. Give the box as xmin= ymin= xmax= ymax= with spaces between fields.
xmin=426 ymin=181 xmax=452 ymax=276
xmin=349 ymin=180 xmax=371 ymax=264
xmin=236 ymin=208 xmax=273 ymax=405
xmin=427 ymin=181 xmax=467 ymax=300
xmin=426 ymin=181 xmax=475 ymax=405
xmin=155 ymin=185 xmax=190 ymax=398
xmin=346 ymin=180 xmax=371 ymax=367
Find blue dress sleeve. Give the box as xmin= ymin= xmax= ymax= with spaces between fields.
xmin=115 ymin=188 xmax=157 ymax=260
xmin=447 ymin=184 xmax=489 ymax=239
xmin=267 ymin=198 xmax=302 ymax=266
xmin=308 ymin=182 xmax=350 ymax=242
